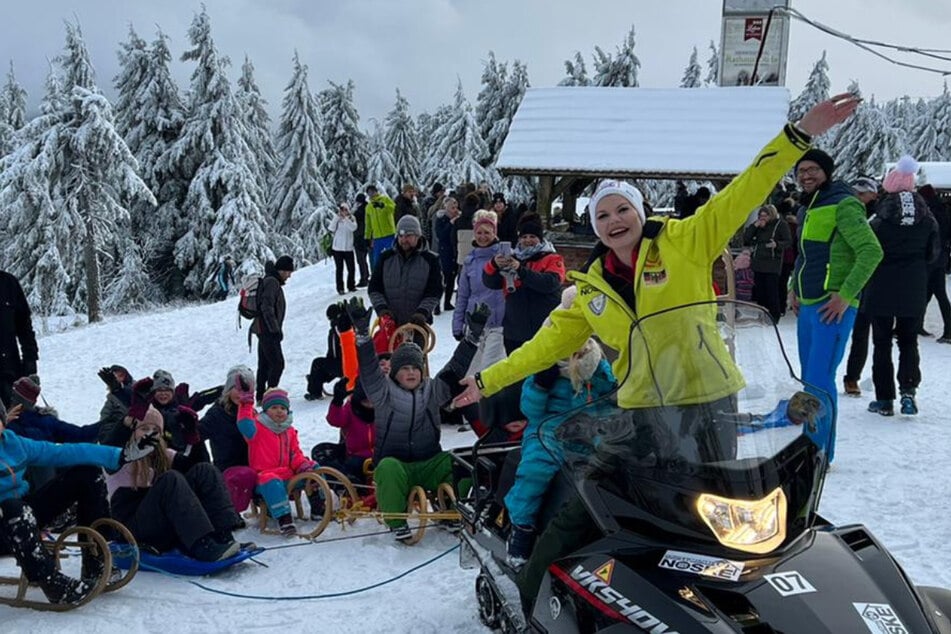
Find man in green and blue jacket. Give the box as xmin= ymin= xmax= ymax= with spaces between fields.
xmin=789 ymin=148 xmax=883 ymax=462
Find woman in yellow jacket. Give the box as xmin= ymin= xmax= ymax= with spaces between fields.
xmin=452 ymin=93 xmax=860 ymax=603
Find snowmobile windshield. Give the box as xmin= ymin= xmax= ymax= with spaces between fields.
xmin=545 ymin=300 xmax=833 ymax=554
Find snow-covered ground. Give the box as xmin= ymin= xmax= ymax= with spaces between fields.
xmin=1 ymin=258 xmax=950 ymax=632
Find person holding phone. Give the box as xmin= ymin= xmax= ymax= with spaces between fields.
xmin=482 ymin=213 xmax=566 ymax=354
xmin=329 ymin=202 xmax=358 ymax=295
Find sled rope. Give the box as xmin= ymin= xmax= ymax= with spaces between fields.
xmin=135 ymin=543 xmax=460 ymax=600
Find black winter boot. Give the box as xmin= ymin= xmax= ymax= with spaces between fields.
xmin=0 ymin=499 xmax=93 ymax=605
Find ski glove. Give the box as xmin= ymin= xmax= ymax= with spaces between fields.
xmin=97 ymin=367 xmax=121 ymax=392
xmin=344 ymin=297 xmax=373 ymax=336
xmin=464 ymin=302 xmax=492 ymax=345
xmin=174 ymin=382 xmax=191 ymax=406
xmin=409 ymin=311 xmax=430 ymax=327
xmin=119 ymin=430 xmax=159 ymax=466
xmin=177 ymin=406 xmax=201 ymax=445
xmin=128 ymin=377 xmax=154 ymax=422
xmin=331 ymin=378 xmax=352 ymax=407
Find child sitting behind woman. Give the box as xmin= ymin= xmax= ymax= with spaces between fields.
xmin=236 ymin=387 xmax=322 ymax=536
xmin=504 ymin=306 xmax=617 ymax=568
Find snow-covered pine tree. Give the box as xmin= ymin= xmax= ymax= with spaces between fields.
xmin=0 ymin=23 xmax=157 ymax=321
xmin=592 ymin=25 xmax=640 ymax=87
xmin=269 ymin=52 xmax=334 ymax=261
xmin=0 ymin=62 xmax=27 ymax=155
xmin=680 ymin=47 xmax=702 ymax=88
xmin=384 ymin=88 xmax=420 ymax=189
xmin=113 ymin=26 xmax=149 ymax=142
xmin=420 ymin=80 xmax=491 ymax=189
xmin=167 ymin=8 xmax=273 ymax=296
xmin=789 ymin=51 xmax=830 ymax=121
xmin=704 ymin=40 xmax=719 ymax=86
xmin=558 ymin=51 xmax=590 ymax=87
xmin=914 ymin=84 xmax=951 ymax=161
xmin=365 ymin=119 xmax=399 ymax=196
xmin=236 ymin=56 xmax=278 ymax=197
xmin=320 ymin=80 xmax=368 ymax=204
xmin=476 ymin=52 xmax=508 ymax=163
xmin=120 ymin=30 xmax=186 ymax=297
xmin=829 ymin=87 xmax=907 ymax=181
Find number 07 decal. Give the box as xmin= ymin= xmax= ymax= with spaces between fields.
xmin=764 ymin=571 xmax=817 ymax=597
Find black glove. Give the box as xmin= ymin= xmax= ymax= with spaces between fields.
xmin=344 ymin=297 xmax=373 ymax=335
xmin=128 ymin=377 xmax=153 ymax=421
xmin=453 ymin=333 xmax=464 ymax=342
xmin=119 ymin=430 xmax=159 ymax=465
xmin=534 ymin=364 xmax=561 ymax=391
xmin=331 ymin=378 xmax=353 ymax=406
xmin=409 ymin=311 xmax=429 ymax=327
xmin=464 ymin=302 xmax=491 ymax=344
xmin=98 ymin=367 xmax=121 ymax=392
xmin=335 ymin=304 xmax=353 ymax=332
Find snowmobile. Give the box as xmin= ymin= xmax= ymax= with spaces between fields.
xmin=452 ymin=300 xmax=951 ymax=633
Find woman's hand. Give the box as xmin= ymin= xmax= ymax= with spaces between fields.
xmin=797 ymin=93 xmax=860 ymax=137
xmin=453 ymin=376 xmax=483 ymax=409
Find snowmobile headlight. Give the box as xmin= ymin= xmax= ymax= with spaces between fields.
xmin=696 ymin=487 xmax=787 ymax=554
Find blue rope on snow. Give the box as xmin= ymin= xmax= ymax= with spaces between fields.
xmin=135 ymin=544 xmax=461 ymax=601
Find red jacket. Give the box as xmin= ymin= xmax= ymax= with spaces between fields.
xmin=237 ymin=403 xmax=313 ymax=485
xmin=327 ymin=402 xmax=374 ymax=460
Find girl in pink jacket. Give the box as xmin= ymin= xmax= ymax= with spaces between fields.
xmin=237 ymin=387 xmax=320 ymax=536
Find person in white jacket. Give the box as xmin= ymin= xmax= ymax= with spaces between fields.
xmin=329 ymin=202 xmax=359 ymax=295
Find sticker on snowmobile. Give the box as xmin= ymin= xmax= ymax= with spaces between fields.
xmin=594 ymin=559 xmax=615 ymax=584
xmin=657 ymin=550 xmax=744 ymax=582
xmin=557 ymin=564 xmax=681 ymax=633
xmin=853 ymin=602 xmax=909 ymax=634
xmin=764 ymin=571 xmax=816 ymax=597
xmin=588 ymin=294 xmax=607 ymax=315
xmin=549 ymin=596 xmax=561 ymax=620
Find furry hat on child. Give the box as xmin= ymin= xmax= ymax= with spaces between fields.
xmin=11 ymin=375 xmax=41 ymax=410
xmin=224 ymin=365 xmax=255 ymax=395
xmin=389 ymin=342 xmax=425 ymax=379
xmin=587 ymin=180 xmax=646 ymax=238
xmin=472 ymin=209 xmax=498 ymax=233
xmin=883 ymin=155 xmax=919 ymax=193
xmin=261 ymin=388 xmax=290 ymax=411
xmin=558 ymin=338 xmax=604 ymax=394
xmin=152 ymin=369 xmax=175 ymax=392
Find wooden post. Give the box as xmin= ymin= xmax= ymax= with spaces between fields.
xmin=537 ymin=175 xmax=554 ymax=227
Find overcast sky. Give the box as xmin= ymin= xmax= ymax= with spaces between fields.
xmin=1 ymin=0 xmax=949 ymax=125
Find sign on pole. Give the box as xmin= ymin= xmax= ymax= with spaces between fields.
xmin=719 ymin=0 xmax=791 ymax=87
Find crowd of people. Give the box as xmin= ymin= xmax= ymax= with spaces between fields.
xmin=1 ymin=93 xmax=950 ymax=613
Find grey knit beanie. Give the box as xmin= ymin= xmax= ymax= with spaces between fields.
xmin=389 ymin=343 xmax=425 ymax=379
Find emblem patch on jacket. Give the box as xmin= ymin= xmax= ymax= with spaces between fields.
xmin=643 ymin=269 xmax=668 ymax=286
xmin=588 ymin=294 xmax=607 ymax=316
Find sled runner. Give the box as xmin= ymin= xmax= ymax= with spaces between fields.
xmin=0 ymin=518 xmax=139 ymax=611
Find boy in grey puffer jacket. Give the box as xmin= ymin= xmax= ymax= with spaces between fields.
xmin=345 ymin=298 xmax=489 ymax=540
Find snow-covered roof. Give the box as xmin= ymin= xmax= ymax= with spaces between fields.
xmin=496 ymin=86 xmax=791 ymax=180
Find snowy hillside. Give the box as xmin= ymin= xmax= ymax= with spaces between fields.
xmin=1 ymin=258 xmax=950 ymax=632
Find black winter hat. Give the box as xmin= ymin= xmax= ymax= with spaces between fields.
xmin=275 ymin=255 xmax=295 ymax=272
xmin=517 ymin=213 xmax=544 ymax=240
xmin=796 ymin=149 xmax=835 ymax=181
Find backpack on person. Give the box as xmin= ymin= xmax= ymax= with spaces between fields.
xmin=237 ymin=275 xmax=261 ymax=320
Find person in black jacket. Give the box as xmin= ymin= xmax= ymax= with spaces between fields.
xmin=918 ymin=184 xmax=951 ymax=342
xmin=864 ymin=160 xmax=939 ymax=417
xmin=368 ymin=216 xmax=442 ymax=327
xmin=742 ymin=204 xmax=792 ymax=322
xmin=353 ymin=193 xmax=371 ymax=287
xmin=253 ymin=256 xmax=294 ymax=403
xmin=0 ymin=270 xmax=38 ymax=408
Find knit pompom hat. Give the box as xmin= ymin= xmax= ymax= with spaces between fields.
xmin=152 ymin=369 xmax=175 ymax=392
xmin=587 ymin=180 xmax=646 ymax=237
xmin=261 ymin=388 xmax=290 ymax=411
xmin=883 ymin=155 xmax=919 ymax=193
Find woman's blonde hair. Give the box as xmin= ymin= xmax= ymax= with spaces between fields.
xmin=758 ymin=204 xmax=778 ymax=220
